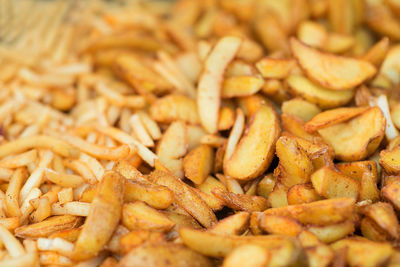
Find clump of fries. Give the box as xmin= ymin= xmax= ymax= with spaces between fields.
xmin=2 ymin=0 xmax=400 ymax=266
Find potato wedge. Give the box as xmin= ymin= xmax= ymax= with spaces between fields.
xmin=287 ymin=75 xmax=355 ymax=109
xmin=336 ymin=161 xmax=378 ymax=183
xmin=287 ymin=183 xmax=321 ymax=205
xmin=223 ymin=244 xmax=270 ymax=267
xmin=332 ymin=237 xmax=393 ymax=267
xmin=282 ymin=98 xmax=321 ymax=122
xmin=212 ymin=187 xmax=269 ymax=212
xmin=197 ymin=36 xmax=242 ymax=134
xmin=256 ymin=173 xmax=276 ymax=199
xmin=268 ymin=182 xmax=289 ymax=208
xmin=149 ymin=170 xmax=217 ymax=227
xmin=122 ymin=201 xmax=175 ymax=232
xmin=362 ymin=37 xmax=389 ymax=68
xmin=290 ymin=38 xmax=376 ymax=90
xmin=125 ymin=179 xmax=174 ymax=210
xmin=218 ymin=106 xmax=235 ymax=131
xmin=305 ymin=107 xmax=369 ymax=132
xmin=263 ymin=198 xmax=355 ymax=225
xmin=362 ymin=202 xmax=399 ymax=239
xmin=256 ymin=58 xmax=296 ymax=79
xmin=208 ymin=212 xmax=249 ymax=236
xmin=221 ymin=76 xmax=264 ymax=98
xmin=275 ymin=136 xmax=313 ymax=187
xmin=318 ymin=107 xmax=385 ymax=161
xmin=224 ymin=105 xmax=280 ymax=180
xmin=259 ymin=215 xmax=303 ymax=236
xmin=119 ymin=243 xmax=214 ymax=267
xmin=15 ymin=215 xmax=82 ymax=239
xmin=380 ymin=45 xmax=400 ymax=84
xmin=150 ymin=94 xmax=199 ymax=125
xmin=73 ymin=171 xmax=124 ymax=260
xmin=157 ymin=121 xmax=187 ymax=179
xmin=382 ymin=178 xmax=400 ymax=210
xmin=179 ymin=227 xmax=300 ymax=264
xmin=311 ymin=166 xmax=360 ymax=200
xmin=380 ymin=146 xmax=400 ymax=175
xmin=307 ymin=220 xmax=355 ymax=243
xmin=183 ymin=144 xmax=214 ymax=185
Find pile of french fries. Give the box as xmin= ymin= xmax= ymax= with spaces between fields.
xmin=2 ymin=0 xmax=400 ymax=266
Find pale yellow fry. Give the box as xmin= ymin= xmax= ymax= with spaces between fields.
xmin=20 ymin=150 xmax=53 ymax=202
xmin=79 ymin=153 xmax=104 ymax=181
xmin=224 ymin=109 xmax=245 ymax=163
xmin=0 ymin=150 xmax=37 ymax=168
xmin=137 ymin=111 xmax=162 ymax=140
xmin=51 ymin=202 xmax=90 ymax=217
xmin=0 ymin=168 xmax=13 ymax=182
xmin=96 ymin=82 xmax=146 ymax=109
xmin=57 ymin=188 xmax=73 ymax=204
xmin=20 ymin=188 xmax=42 ymax=224
xmin=63 ymin=159 xmax=97 ymax=184
xmin=29 ymin=197 xmax=51 ymax=223
xmin=6 ymin=168 xmax=27 ymax=217
xmin=130 ymin=114 xmax=154 ymax=147
xmin=45 ymin=169 xmax=85 ymax=188
xmin=60 ymin=134 xmax=130 ymax=160
xmin=37 ymin=237 xmax=74 ymax=256
xmin=0 ymin=224 xmax=25 ymax=257
xmin=0 ymin=135 xmax=78 ymax=158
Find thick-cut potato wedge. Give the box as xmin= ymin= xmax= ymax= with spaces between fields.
xmin=125 ymin=179 xmax=174 ymax=210
xmin=318 ymin=107 xmax=385 ymax=161
xmin=359 ymin=172 xmax=380 ymax=202
xmin=324 ymin=33 xmax=355 ymax=54
xmin=336 ymin=161 xmax=378 ymax=183
xmin=362 ymin=37 xmax=389 ymax=67
xmin=282 ymin=98 xmax=321 ymax=122
xmin=263 ymin=198 xmax=355 ymax=225
xmin=73 ymin=171 xmax=124 ymax=261
xmin=179 ymin=228 xmax=300 ymax=265
xmin=365 ymin=1 xmax=400 ymax=41
xmin=287 ymin=75 xmax=355 ymax=109
xmin=361 ymin=217 xmax=391 ymax=242
xmin=183 ymin=145 xmax=214 ymax=185
xmin=119 ymin=243 xmax=214 ymax=267
xmin=164 ymin=210 xmax=202 ymax=240
xmin=254 ymin=12 xmax=289 ymax=53
xmin=197 ymin=36 xmax=242 ymax=134
xmin=150 ymin=94 xmax=199 ymax=125
xmin=149 ymin=170 xmax=217 ymax=227
xmin=122 ymin=201 xmax=175 ymax=232
xmin=290 ymin=38 xmax=376 ymax=90
xmin=281 ymin=114 xmax=322 ymax=143
xmin=15 ymin=215 xmax=82 ymax=238
xmin=256 ymin=58 xmax=296 ymax=79
xmin=193 ymin=187 xmax=225 ymax=211
xmin=223 ymin=244 xmax=270 ymax=267
xmin=305 ymin=107 xmax=369 ymax=132
xmin=311 ymin=166 xmax=360 ymax=199
xmin=268 ymin=182 xmax=289 ymax=208
xmin=275 ymin=136 xmax=313 ymax=187
xmin=299 ymin=231 xmax=334 ymax=267
xmin=362 ymin=202 xmax=399 ymax=239
xmin=208 ymin=212 xmax=249 ymax=236
xmin=221 ymin=76 xmax=264 ymax=98
xmin=224 ymin=105 xmax=280 ymax=180
xmin=212 ymin=187 xmax=269 ymax=212
xmin=256 ymin=173 xmax=276 ymax=199
xmin=380 ymin=146 xmax=400 ymax=174
xmin=307 ymin=220 xmax=355 ymax=243
xmin=382 ymin=178 xmax=400 ymax=210
xmin=380 ymin=45 xmax=400 ymax=84
xmin=259 ymin=215 xmax=303 ymax=236
xmin=157 ymin=121 xmax=187 ymax=179
xmin=332 ymin=237 xmax=393 ymax=267
xmin=287 ymin=183 xmax=321 ymax=205
xmin=297 ymin=21 xmax=327 ymax=48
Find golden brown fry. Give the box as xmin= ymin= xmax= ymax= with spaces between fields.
xmin=212 ymin=187 xmax=269 ymax=212
xmin=73 ymin=171 xmax=124 ymax=261
xmin=183 ymin=144 xmax=214 ymax=185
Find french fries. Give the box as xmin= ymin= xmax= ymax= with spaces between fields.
xmin=1 ymin=0 xmax=400 ymax=265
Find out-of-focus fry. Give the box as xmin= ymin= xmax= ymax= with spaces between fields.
xmin=208 ymin=212 xmax=249 ymax=235
xmin=0 ymin=149 xmax=37 ymax=168
xmin=45 ymin=169 xmax=85 ymax=188
xmin=221 ymin=76 xmax=264 ymax=98
xmin=212 ymin=187 xmax=269 ymax=212
xmin=0 ymin=224 xmax=25 ymax=257
xmin=73 ymin=171 xmax=124 ymax=261
xmin=51 ymin=202 xmax=91 ymax=217
xmin=223 ymin=244 xmax=270 ymax=267
xmin=256 ymin=58 xmax=296 ymax=79
xmin=5 ymin=168 xmax=27 ymax=217
xmin=183 ymin=144 xmax=214 ymax=185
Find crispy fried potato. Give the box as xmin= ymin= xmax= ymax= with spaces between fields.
xmin=282 ymin=98 xmax=321 ymax=122
xmin=362 ymin=202 xmax=399 ymax=239
xmin=15 ymin=215 xmax=82 ymax=239
xmin=119 ymin=243 xmax=214 ymax=267
xmin=263 ymin=198 xmax=355 ymax=225
xmin=259 ymin=215 xmax=303 ymax=236
xmin=331 ymin=237 xmax=393 ymax=267
xmin=223 ymin=244 xmax=270 ymax=267
xmin=382 ymin=178 xmax=400 ymax=210
xmin=150 ymin=94 xmax=199 ymax=124
xmin=287 ymin=183 xmax=321 ymax=205
xmin=221 ymin=76 xmax=264 ymax=98
xmin=268 ymin=182 xmax=289 ymax=208
xmin=73 ymin=171 xmax=124 ymax=261
xmin=287 ymin=75 xmax=355 ymax=109
xmin=275 ymin=136 xmax=313 ymax=187
xmin=307 ymin=220 xmax=355 ymax=243
xmin=305 ymin=107 xmax=369 ymax=132
xmin=208 ymin=212 xmax=249 ymax=235
xmin=157 ymin=121 xmax=187 ymax=179
xmin=360 ymin=217 xmax=391 ymax=242
xmin=149 ymin=170 xmax=217 ymax=227
xmin=290 ymin=38 xmax=376 ymax=90
xmin=218 ymin=106 xmax=235 ymax=131
xmin=122 ymin=201 xmax=175 ymax=232
xmin=362 ymin=37 xmax=389 ymax=67
xmin=212 ymin=187 xmax=269 ymax=212
xmin=224 ymin=105 xmax=280 ymax=180
xmin=179 ymin=227 xmax=300 ymax=263
xmin=183 ymin=145 xmax=214 ymax=185
xmin=336 ymin=161 xmax=378 ymax=182
xmin=256 ymin=173 xmax=276 ymax=199
xmin=311 ymin=166 xmax=360 ymax=199
xmin=318 ymin=107 xmax=385 ymax=161
xmin=256 ymin=58 xmax=296 ymax=79
xmin=197 ymin=36 xmax=242 ymax=134
xmin=380 ymin=146 xmax=400 ymax=175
